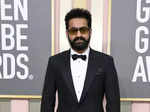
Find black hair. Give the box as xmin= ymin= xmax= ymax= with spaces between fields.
xmin=65 ymin=8 xmax=92 ymax=29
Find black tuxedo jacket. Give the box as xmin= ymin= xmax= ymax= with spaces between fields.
xmin=41 ymin=49 xmax=120 ymax=112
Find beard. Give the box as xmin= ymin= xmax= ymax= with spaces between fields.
xmin=68 ymin=36 xmax=91 ymax=51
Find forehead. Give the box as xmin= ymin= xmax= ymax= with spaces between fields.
xmin=68 ymin=18 xmax=88 ymax=28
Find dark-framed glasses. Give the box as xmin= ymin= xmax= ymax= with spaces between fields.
xmin=68 ymin=27 xmax=90 ymax=35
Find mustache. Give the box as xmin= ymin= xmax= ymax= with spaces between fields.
xmin=72 ymin=36 xmax=87 ymax=42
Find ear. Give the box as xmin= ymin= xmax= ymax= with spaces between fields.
xmin=66 ymin=30 xmax=69 ymax=37
xmin=89 ymin=29 xmax=92 ymax=35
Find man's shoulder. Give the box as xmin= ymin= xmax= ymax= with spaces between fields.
xmin=48 ymin=49 xmax=69 ymax=60
xmin=91 ymin=48 xmax=113 ymax=60
xmin=90 ymin=49 xmax=115 ymax=67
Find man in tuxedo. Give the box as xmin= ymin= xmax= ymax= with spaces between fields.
xmin=41 ymin=8 xmax=120 ymax=112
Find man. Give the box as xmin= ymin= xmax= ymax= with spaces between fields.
xmin=41 ymin=8 xmax=120 ymax=112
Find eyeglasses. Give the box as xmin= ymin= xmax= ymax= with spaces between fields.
xmin=68 ymin=27 xmax=90 ymax=35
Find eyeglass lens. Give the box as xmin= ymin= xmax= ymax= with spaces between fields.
xmin=68 ymin=27 xmax=89 ymax=35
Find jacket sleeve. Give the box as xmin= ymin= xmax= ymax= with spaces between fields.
xmin=41 ymin=57 xmax=56 ymax=112
xmin=105 ymin=56 xmax=120 ymax=112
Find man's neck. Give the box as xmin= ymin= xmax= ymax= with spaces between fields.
xmin=71 ymin=46 xmax=90 ymax=54
xmin=74 ymin=49 xmax=87 ymax=54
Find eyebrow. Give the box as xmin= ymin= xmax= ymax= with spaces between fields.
xmin=69 ymin=26 xmax=88 ymax=29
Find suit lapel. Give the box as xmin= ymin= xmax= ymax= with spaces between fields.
xmin=80 ymin=49 xmax=97 ymax=103
xmin=62 ymin=50 xmax=78 ymax=103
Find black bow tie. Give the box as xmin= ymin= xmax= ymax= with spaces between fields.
xmin=72 ymin=54 xmax=87 ymax=61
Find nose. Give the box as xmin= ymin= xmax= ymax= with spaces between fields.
xmin=76 ymin=30 xmax=81 ymax=36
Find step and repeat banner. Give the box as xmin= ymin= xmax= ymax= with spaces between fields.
xmin=0 ymin=0 xmax=51 ymax=95
xmin=111 ymin=0 xmax=150 ymax=99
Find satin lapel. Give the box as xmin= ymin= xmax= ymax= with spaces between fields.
xmin=62 ymin=50 xmax=78 ymax=103
xmin=80 ymin=49 xmax=97 ymax=103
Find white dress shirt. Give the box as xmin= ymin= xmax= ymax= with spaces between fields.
xmin=70 ymin=47 xmax=90 ymax=102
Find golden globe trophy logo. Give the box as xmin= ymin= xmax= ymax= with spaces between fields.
xmin=0 ymin=0 xmax=32 ymax=80
xmin=132 ymin=0 xmax=150 ymax=82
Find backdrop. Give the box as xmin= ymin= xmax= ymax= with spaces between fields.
xmin=111 ymin=0 xmax=150 ymax=98
xmin=0 ymin=0 xmax=51 ymax=95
